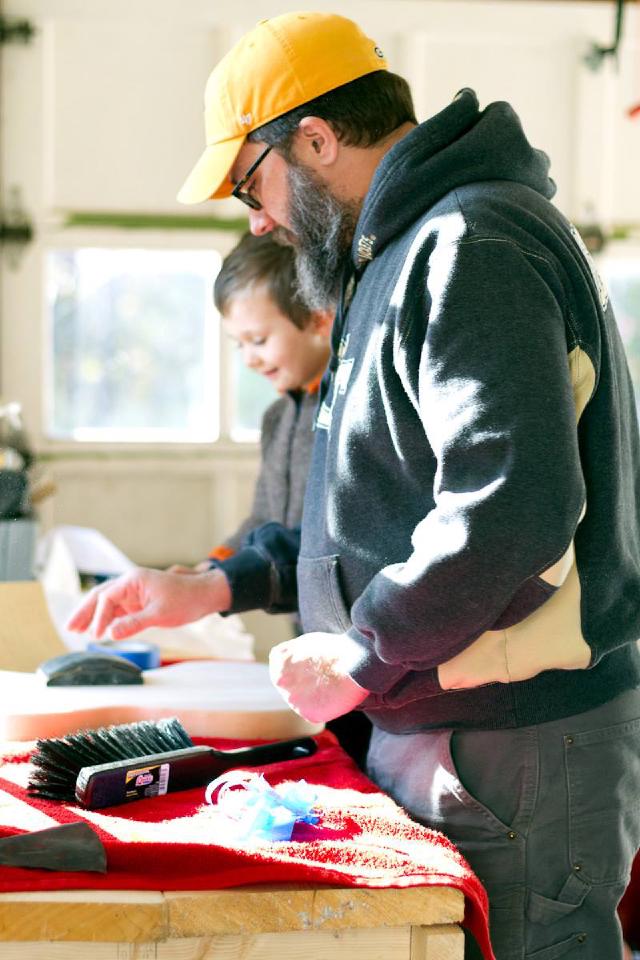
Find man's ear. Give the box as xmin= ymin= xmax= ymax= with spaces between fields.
xmin=310 ymin=309 xmax=335 ymax=336
xmin=295 ymin=117 xmax=339 ymax=167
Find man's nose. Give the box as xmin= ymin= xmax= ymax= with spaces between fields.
xmin=248 ymin=208 xmax=276 ymax=236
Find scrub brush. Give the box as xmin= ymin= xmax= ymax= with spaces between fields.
xmin=27 ymin=716 xmax=317 ymax=809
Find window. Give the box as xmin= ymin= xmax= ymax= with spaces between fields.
xmin=47 ymin=248 xmax=220 ymax=442
xmin=601 ymin=250 xmax=640 ymax=415
xmin=45 ymin=245 xmax=277 ymax=444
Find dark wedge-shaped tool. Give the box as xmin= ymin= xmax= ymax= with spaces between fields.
xmin=0 ymin=823 xmax=107 ymax=872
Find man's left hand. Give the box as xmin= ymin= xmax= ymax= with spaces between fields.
xmin=268 ymin=632 xmax=370 ymax=723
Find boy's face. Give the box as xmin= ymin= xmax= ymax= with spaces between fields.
xmin=223 ymin=284 xmax=332 ymax=394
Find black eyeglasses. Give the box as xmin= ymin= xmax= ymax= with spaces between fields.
xmin=231 ymin=145 xmax=272 ymax=210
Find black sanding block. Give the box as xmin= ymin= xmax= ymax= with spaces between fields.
xmin=37 ymin=651 xmax=143 ymax=686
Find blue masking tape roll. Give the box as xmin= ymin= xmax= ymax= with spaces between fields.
xmin=87 ymin=640 xmax=161 ymax=671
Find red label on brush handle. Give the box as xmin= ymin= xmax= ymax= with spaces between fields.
xmin=125 ymin=762 xmax=170 ymax=800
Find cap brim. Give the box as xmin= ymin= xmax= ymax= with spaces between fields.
xmin=177 ymin=135 xmax=245 ymax=205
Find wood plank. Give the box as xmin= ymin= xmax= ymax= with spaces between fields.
xmin=0 ymin=660 xmax=322 ymax=741
xmin=158 ymin=928 xmax=411 ymax=960
xmin=0 ymin=890 xmax=167 ymax=943
xmin=166 ymin=885 xmax=465 ymax=936
xmin=411 ymin=924 xmax=465 ymax=960
xmin=0 ymin=924 xmax=463 ymax=960
xmin=0 ymin=886 xmax=464 ymax=942
xmin=0 ymin=583 xmax=66 ymax=672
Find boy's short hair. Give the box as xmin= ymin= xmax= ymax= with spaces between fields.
xmin=214 ymin=233 xmax=313 ymax=330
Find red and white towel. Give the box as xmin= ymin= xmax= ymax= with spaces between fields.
xmin=0 ymin=730 xmax=494 ymax=959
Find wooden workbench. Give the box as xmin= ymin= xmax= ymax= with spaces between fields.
xmin=0 ymin=883 xmax=465 ymax=958
xmin=0 ymin=589 xmax=473 ymax=957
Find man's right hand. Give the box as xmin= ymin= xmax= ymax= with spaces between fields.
xmin=66 ymin=567 xmax=232 ymax=640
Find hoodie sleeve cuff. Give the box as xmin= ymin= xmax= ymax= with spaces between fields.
xmin=345 ymin=626 xmax=408 ymax=694
xmin=210 ymin=547 xmax=272 ymax=614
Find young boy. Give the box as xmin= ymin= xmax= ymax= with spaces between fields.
xmin=206 ymin=231 xmax=332 ymax=565
xmin=168 ymin=231 xmax=331 ymax=574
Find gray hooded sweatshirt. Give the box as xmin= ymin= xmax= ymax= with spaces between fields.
xmin=222 ymin=89 xmax=640 ymax=732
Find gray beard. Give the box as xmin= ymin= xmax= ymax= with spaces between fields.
xmin=284 ymin=162 xmax=359 ymax=312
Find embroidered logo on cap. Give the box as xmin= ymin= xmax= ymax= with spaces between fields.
xmin=239 ymin=112 xmax=253 ymax=127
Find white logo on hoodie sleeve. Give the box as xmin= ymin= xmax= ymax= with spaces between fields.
xmin=570 ymin=224 xmax=609 ymax=311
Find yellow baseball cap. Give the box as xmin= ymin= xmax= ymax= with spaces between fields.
xmin=177 ymin=12 xmax=388 ymax=205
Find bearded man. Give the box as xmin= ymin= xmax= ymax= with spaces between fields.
xmin=70 ymin=13 xmax=640 ymax=960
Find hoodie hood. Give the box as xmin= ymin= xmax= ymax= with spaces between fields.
xmin=352 ymin=88 xmax=556 ymax=267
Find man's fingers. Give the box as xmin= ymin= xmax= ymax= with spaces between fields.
xmin=90 ymin=590 xmax=122 ymax=639
xmin=110 ymin=612 xmax=152 ymax=640
xmin=66 ymin=580 xmax=112 ymax=632
xmin=91 ymin=579 xmax=143 ymax=639
xmin=66 ymin=599 xmax=97 ymax=632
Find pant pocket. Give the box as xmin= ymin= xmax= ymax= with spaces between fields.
xmin=449 ymin=727 xmax=537 ymax=834
xmin=446 ymin=730 xmax=513 ymax=835
xmin=524 ymin=932 xmax=587 ymax=960
xmin=526 ymin=878 xmax=589 ymax=957
xmin=565 ymin=715 xmax=640 ymax=883
xmin=526 ymin=872 xmax=590 ymax=926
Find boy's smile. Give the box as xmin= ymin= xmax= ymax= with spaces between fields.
xmin=223 ymin=284 xmax=331 ymax=394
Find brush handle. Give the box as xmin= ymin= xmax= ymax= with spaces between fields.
xmin=209 ymin=737 xmax=318 ymax=765
xmin=76 ymin=737 xmax=318 ymax=809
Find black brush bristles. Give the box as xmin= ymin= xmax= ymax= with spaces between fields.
xmin=28 ymin=717 xmax=193 ymax=801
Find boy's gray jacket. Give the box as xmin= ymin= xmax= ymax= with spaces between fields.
xmin=295 ymin=88 xmax=640 ymax=730
xmin=211 ymin=392 xmax=313 ymax=616
xmin=222 ymin=392 xmax=316 ymax=553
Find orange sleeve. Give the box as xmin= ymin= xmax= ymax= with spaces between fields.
xmin=207 ymin=545 xmax=236 ymax=561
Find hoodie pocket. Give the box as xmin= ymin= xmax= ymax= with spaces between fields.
xmin=297 ymin=555 xmax=352 ymax=634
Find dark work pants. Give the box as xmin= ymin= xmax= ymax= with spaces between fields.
xmin=366 ymin=688 xmax=640 ymax=960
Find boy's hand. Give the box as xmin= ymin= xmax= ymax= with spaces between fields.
xmin=66 ymin=567 xmax=232 ymax=640
xmin=268 ymin=632 xmax=370 ymax=723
